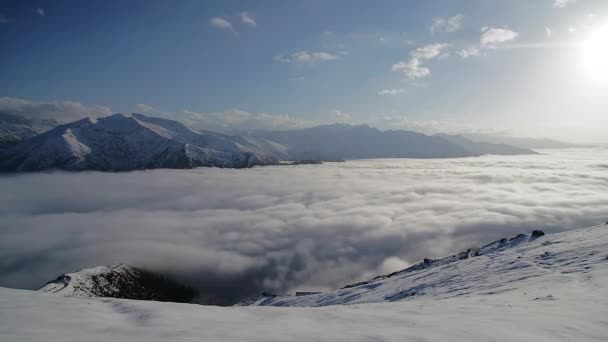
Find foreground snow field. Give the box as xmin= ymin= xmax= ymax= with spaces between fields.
xmin=1 ymin=224 xmax=607 ymax=341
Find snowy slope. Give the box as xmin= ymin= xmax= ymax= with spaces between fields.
xmin=37 ymin=264 xmax=197 ymax=303
xmin=1 ymin=224 xmax=608 ymax=341
xmin=0 ymin=224 xmax=606 ymax=341
xmin=0 ymin=113 xmax=277 ymax=171
xmin=249 ymin=230 xmax=576 ymax=306
xmin=247 ymin=226 xmax=608 ymax=307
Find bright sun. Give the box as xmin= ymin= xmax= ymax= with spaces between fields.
xmin=582 ymin=24 xmax=608 ymax=83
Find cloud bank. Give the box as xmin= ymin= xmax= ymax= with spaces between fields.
xmin=1 ymin=149 xmax=607 ymax=304
xmin=0 ymin=97 xmax=112 ymax=123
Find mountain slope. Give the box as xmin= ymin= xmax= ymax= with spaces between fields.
xmin=247 ymin=225 xmax=607 ymax=307
xmin=0 ymin=113 xmax=277 ymax=172
xmin=0 ymin=113 xmax=57 ymax=148
xmin=437 ymin=133 xmax=538 ymax=156
xmin=2 ymin=224 xmax=607 ymax=341
xmin=254 ymin=124 xmax=537 ymax=161
xmin=38 ymin=264 xmax=197 ymax=303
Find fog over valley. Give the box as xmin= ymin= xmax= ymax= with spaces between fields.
xmin=2 ymin=148 xmax=607 ymax=304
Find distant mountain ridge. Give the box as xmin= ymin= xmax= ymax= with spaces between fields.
xmin=252 ymin=123 xmax=537 ymax=161
xmin=0 ymin=113 xmax=277 ymax=172
xmin=0 ymin=113 xmax=538 ymax=172
xmin=0 ymin=112 xmax=57 ymax=148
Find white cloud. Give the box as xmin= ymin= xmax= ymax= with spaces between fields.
xmin=210 ymin=17 xmax=233 ymax=31
xmin=378 ymin=88 xmax=406 ymax=96
xmin=0 ymin=97 xmax=112 ymax=123
xmin=553 ymin=0 xmax=576 ymax=9
xmin=457 ymin=47 xmax=480 ymax=58
xmin=328 ymin=110 xmax=352 ymax=122
xmin=430 ymin=14 xmax=463 ymax=33
xmin=35 ymin=8 xmax=45 ymax=16
xmin=545 ymin=27 xmax=553 ymax=38
xmin=275 ymin=51 xmax=339 ymax=64
xmin=392 ymin=58 xmax=430 ymax=79
xmin=176 ymin=109 xmax=313 ymax=131
xmin=392 ymin=43 xmax=448 ymax=79
xmin=1 ymin=149 xmax=607 ymax=303
xmin=239 ymin=12 xmax=256 ymax=27
xmin=135 ymin=103 xmax=154 ymax=113
xmin=480 ymin=27 xmax=519 ymax=47
xmin=458 ymin=26 xmax=518 ymax=58
xmin=411 ymin=43 xmax=449 ymax=59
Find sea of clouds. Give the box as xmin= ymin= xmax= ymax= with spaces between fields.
xmin=1 ymin=148 xmax=607 ymax=304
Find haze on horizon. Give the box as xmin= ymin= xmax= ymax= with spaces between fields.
xmin=1 ymin=0 xmax=608 ymax=144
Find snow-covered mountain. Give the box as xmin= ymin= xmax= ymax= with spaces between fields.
xmin=253 ymin=124 xmax=538 ymax=161
xmin=2 ymin=224 xmax=607 ymax=341
xmin=437 ymin=133 xmax=537 ymax=156
xmin=0 ymin=113 xmax=277 ymax=171
xmin=0 ymin=112 xmax=57 ymax=148
xmin=38 ymin=264 xmax=197 ymax=303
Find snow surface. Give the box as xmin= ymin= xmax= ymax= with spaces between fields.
xmin=1 ymin=224 xmax=607 ymax=341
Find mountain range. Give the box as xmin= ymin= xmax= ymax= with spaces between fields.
xmin=0 ymin=113 xmax=277 ymax=171
xmin=0 ymin=113 xmax=538 ymax=172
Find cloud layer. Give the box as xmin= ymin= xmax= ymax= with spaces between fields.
xmin=1 ymin=149 xmax=607 ymax=304
xmin=0 ymin=97 xmax=111 ymax=123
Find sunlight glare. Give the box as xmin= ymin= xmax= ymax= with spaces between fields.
xmin=582 ymin=24 xmax=608 ymax=83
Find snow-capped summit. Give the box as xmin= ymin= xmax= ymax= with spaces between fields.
xmin=38 ymin=264 xmax=197 ymax=303
xmin=0 ymin=113 xmax=277 ymax=172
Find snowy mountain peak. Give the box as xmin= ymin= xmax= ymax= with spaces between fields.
xmin=0 ymin=113 xmax=277 ymax=172
xmin=38 ymin=264 xmax=197 ymax=303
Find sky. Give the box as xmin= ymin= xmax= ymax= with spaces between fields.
xmin=1 ymin=0 xmax=608 ymax=143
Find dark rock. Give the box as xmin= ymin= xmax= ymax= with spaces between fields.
xmin=531 ymin=230 xmax=545 ymax=238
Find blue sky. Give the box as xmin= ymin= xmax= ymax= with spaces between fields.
xmin=1 ymin=0 xmax=607 ymax=142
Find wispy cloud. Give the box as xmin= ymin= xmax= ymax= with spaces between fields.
xmin=392 ymin=43 xmax=449 ymax=79
xmin=378 ymin=88 xmax=406 ymax=96
xmin=135 ymin=103 xmax=154 ymax=113
xmin=328 ymin=110 xmax=352 ymax=122
xmin=275 ymin=51 xmax=339 ymax=64
xmin=239 ymin=12 xmax=256 ymax=27
xmin=430 ymin=14 xmax=463 ymax=33
xmin=35 ymin=8 xmax=45 ymax=16
xmin=0 ymin=97 xmax=111 ymax=122
xmin=459 ymin=27 xmax=519 ymax=58
xmin=480 ymin=27 xmax=519 ymax=47
xmin=210 ymin=17 xmax=233 ymax=31
xmin=553 ymin=0 xmax=576 ymax=9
